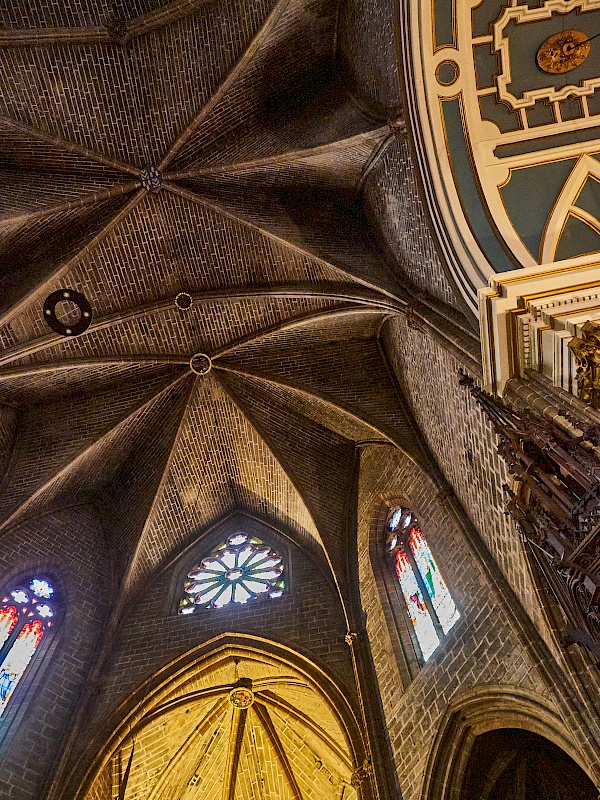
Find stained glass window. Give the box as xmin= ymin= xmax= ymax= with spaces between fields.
xmin=179 ymin=533 xmax=285 ymax=613
xmin=0 ymin=577 xmax=57 ymax=720
xmin=388 ymin=508 xmax=459 ymax=661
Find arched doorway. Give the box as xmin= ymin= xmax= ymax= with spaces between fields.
xmin=420 ymin=685 xmax=600 ymax=800
xmin=461 ymin=728 xmax=598 ymax=800
xmin=77 ymin=638 xmax=365 ymax=800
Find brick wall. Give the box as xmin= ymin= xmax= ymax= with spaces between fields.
xmin=337 ymin=0 xmax=401 ymax=116
xmin=381 ymin=315 xmax=556 ymax=647
xmin=356 ymin=443 xmax=554 ymax=800
xmin=78 ymin=514 xmax=356 ymax=766
xmin=0 ymin=506 xmax=108 ymax=800
xmin=363 ymin=139 xmax=461 ymax=310
xmin=0 ymin=405 xmax=17 ymax=483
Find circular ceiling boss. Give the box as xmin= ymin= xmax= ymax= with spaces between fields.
xmin=175 ymin=291 xmax=193 ymax=311
xmin=537 ymin=30 xmax=590 ymax=74
xmin=229 ymin=686 xmax=255 ymax=709
xmin=43 ymin=290 xmax=93 ymax=336
xmin=190 ymin=353 xmax=212 ymax=375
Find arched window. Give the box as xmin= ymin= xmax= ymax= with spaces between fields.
xmin=386 ymin=508 xmax=459 ymax=661
xmin=0 ymin=576 xmax=58 ymax=720
xmin=179 ymin=532 xmax=285 ymax=613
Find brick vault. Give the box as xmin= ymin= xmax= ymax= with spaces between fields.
xmin=1 ymin=1 xmax=600 ymax=799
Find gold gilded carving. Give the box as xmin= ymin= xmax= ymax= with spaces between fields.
xmin=229 ymin=686 xmax=254 ymax=710
xmin=494 ymin=0 xmax=600 ymax=110
xmin=350 ymin=759 xmax=373 ymax=787
xmin=568 ymin=320 xmax=600 ymax=407
xmin=537 ymin=29 xmax=591 ymax=73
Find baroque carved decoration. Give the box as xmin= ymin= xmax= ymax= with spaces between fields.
xmin=568 ymin=320 xmax=600 ymax=408
xmin=460 ymin=371 xmax=600 ymax=659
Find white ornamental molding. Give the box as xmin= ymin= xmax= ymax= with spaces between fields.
xmin=494 ymin=0 xmax=600 ymax=110
xmin=479 ymin=252 xmax=600 ymax=398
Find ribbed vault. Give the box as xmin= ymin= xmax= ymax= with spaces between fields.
xmin=0 ymin=0 xmax=438 ymax=601
xmin=81 ymin=645 xmax=360 ymax=800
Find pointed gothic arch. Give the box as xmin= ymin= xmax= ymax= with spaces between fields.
xmin=420 ymin=684 xmax=599 ymax=800
xmin=368 ymin=494 xmax=461 ymax=686
xmin=73 ymin=634 xmax=370 ymax=800
xmin=0 ymin=571 xmax=62 ymax=747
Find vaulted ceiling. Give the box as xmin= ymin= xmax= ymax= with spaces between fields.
xmin=0 ymin=0 xmax=447 ymax=599
xmin=83 ymin=646 xmax=359 ymax=800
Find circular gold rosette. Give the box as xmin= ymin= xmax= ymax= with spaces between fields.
xmin=537 ymin=29 xmax=590 ymax=74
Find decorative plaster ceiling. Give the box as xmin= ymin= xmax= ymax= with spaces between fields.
xmin=0 ymin=0 xmax=431 ymax=599
xmin=401 ymin=0 xmax=600 ymax=311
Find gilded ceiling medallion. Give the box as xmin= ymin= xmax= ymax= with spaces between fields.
xmin=536 ymin=30 xmax=590 ymax=74
xmin=229 ymin=686 xmax=255 ymax=709
xmin=174 ymin=291 xmax=193 ymax=311
xmin=410 ymin=0 xmax=600 ymax=302
xmin=189 ymin=353 xmax=212 ymax=375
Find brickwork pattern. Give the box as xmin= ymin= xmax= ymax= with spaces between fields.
xmin=363 ymin=139 xmax=460 ymax=308
xmin=167 ymin=0 xmax=356 ymax=170
xmin=1 ymin=188 xmax=351 ymax=350
xmin=131 ymin=374 xmax=321 ymax=583
xmin=0 ymin=1 xmax=553 ymax=796
xmin=0 ymin=368 xmax=182 ymax=521
xmin=0 ymin=194 xmax=133 ymax=321
xmin=0 ymin=506 xmax=108 ymax=800
xmin=178 ymin=130 xmax=385 ymax=193
xmin=19 ymin=295 xmax=342 ymax=362
xmin=0 ymin=1 xmax=173 ymax=28
xmin=84 ymin=642 xmax=359 ymax=800
xmin=219 ymin=370 xmax=356 ymax=579
xmin=357 ymin=444 xmax=552 ymax=800
xmin=217 ymin=326 xmax=424 ymax=455
xmin=0 ymin=170 xmax=123 ymax=217
xmin=87 ymin=516 xmax=356 ymax=738
xmin=337 ymin=0 xmax=401 ymax=116
xmin=223 ymin=371 xmax=388 ymax=442
xmin=381 ymin=316 xmax=556 ymax=647
xmin=0 ymin=405 xmax=17 ymax=483
xmin=0 ymin=362 xmax=170 ymax=408
xmin=183 ymin=179 xmax=400 ymax=296
xmin=0 ymin=0 xmax=277 ymax=166
xmin=0 ymin=116 xmax=121 ymax=170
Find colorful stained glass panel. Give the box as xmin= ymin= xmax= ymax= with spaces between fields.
xmin=0 ymin=607 xmax=18 ymax=651
xmin=409 ymin=528 xmax=460 ymax=634
xmin=0 ymin=619 xmax=44 ymax=716
xmin=30 ymin=579 xmax=54 ymax=599
xmin=180 ymin=534 xmax=285 ymax=613
xmin=395 ymin=550 xmax=440 ymax=661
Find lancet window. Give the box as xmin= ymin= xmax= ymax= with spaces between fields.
xmin=0 ymin=577 xmax=57 ymax=720
xmin=387 ymin=508 xmax=459 ymax=661
xmin=179 ymin=532 xmax=285 ymax=613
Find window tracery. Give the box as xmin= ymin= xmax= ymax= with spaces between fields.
xmin=387 ymin=508 xmax=459 ymax=661
xmin=0 ymin=577 xmax=57 ymax=719
xmin=179 ymin=533 xmax=285 ymax=613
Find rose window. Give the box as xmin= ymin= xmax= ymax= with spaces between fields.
xmin=179 ymin=533 xmax=284 ymax=613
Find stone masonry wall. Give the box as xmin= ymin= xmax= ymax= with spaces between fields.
xmin=0 ymin=405 xmax=17 ymax=483
xmin=357 ymin=443 xmax=554 ymax=800
xmin=381 ymin=315 xmax=556 ymax=649
xmin=363 ymin=140 xmax=461 ymax=310
xmin=0 ymin=506 xmax=108 ymax=800
xmin=77 ymin=514 xmax=356 ymax=772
